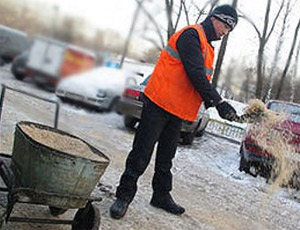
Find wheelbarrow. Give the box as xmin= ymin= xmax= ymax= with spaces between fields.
xmin=0 ymin=85 xmax=110 ymax=229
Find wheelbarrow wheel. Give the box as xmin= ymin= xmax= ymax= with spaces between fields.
xmin=72 ymin=202 xmax=100 ymax=230
xmin=49 ymin=206 xmax=68 ymax=216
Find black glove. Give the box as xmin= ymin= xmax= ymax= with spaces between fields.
xmin=204 ymin=100 xmax=213 ymax=109
xmin=216 ymin=101 xmax=237 ymax=122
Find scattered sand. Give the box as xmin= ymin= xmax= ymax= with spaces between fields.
xmin=19 ymin=123 xmax=105 ymax=162
xmin=244 ymin=99 xmax=298 ymax=191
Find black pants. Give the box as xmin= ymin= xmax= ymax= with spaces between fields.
xmin=116 ymin=96 xmax=182 ymax=203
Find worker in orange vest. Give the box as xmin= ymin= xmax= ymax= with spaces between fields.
xmin=110 ymin=4 xmax=238 ymax=219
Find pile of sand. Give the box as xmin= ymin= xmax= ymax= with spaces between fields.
xmin=20 ymin=123 xmax=104 ymax=162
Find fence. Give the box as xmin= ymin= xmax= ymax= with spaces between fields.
xmin=205 ymin=118 xmax=246 ymax=144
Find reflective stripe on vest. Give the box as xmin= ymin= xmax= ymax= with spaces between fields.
xmin=165 ymin=44 xmax=213 ymax=76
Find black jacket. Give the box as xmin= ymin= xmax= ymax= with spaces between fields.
xmin=176 ymin=18 xmax=222 ymax=108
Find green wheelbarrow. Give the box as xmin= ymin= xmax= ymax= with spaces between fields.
xmin=0 ymin=85 xmax=110 ymax=229
xmin=0 ymin=121 xmax=110 ymax=229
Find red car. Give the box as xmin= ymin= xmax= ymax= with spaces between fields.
xmin=239 ymin=100 xmax=300 ymax=183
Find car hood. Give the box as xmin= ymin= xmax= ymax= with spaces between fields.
xmin=56 ymin=67 xmax=139 ymax=97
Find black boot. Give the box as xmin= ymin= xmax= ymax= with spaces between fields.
xmin=110 ymin=199 xmax=130 ymax=219
xmin=150 ymin=193 xmax=185 ymax=215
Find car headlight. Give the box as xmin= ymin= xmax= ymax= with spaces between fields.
xmin=96 ymin=89 xmax=107 ymax=98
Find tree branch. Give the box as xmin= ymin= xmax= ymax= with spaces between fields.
xmin=276 ymin=18 xmax=300 ymax=98
xmin=174 ymin=0 xmax=183 ymax=31
xmin=239 ymin=13 xmax=262 ymax=39
xmin=266 ymin=0 xmax=285 ymax=42
xmin=181 ymin=0 xmax=190 ymax=25
xmin=193 ymin=0 xmax=212 ymax=24
xmin=140 ymin=35 xmax=163 ymax=51
xmin=139 ymin=0 xmax=165 ymax=48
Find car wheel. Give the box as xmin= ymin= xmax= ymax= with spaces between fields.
xmin=195 ymin=119 xmax=208 ymax=137
xmin=124 ymin=115 xmax=138 ymax=129
xmin=11 ymin=69 xmax=26 ymax=81
xmin=0 ymin=58 xmax=4 ymax=66
xmin=289 ymin=171 xmax=300 ymax=189
xmin=180 ymin=132 xmax=195 ymax=145
xmin=239 ymin=154 xmax=250 ymax=173
xmin=239 ymin=146 xmax=251 ymax=173
xmin=108 ymin=97 xmax=120 ymax=112
xmin=195 ymin=128 xmax=205 ymax=137
xmin=239 ymin=152 xmax=259 ymax=177
xmin=11 ymin=60 xmax=26 ymax=80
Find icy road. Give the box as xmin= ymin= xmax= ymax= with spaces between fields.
xmin=0 ymin=67 xmax=299 ymax=230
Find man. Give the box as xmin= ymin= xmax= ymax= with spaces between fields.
xmin=110 ymin=4 xmax=238 ymax=219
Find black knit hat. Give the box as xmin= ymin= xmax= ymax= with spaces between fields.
xmin=210 ymin=4 xmax=238 ymax=30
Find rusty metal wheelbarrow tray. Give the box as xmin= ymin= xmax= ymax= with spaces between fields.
xmin=11 ymin=121 xmax=110 ymax=209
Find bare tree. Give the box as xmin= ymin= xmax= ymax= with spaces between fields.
xmin=290 ymin=40 xmax=300 ymax=101
xmin=139 ymin=3 xmax=166 ymax=49
xmin=263 ymin=0 xmax=293 ymax=102
xmin=241 ymin=0 xmax=284 ymax=99
xmin=120 ymin=0 xmax=145 ymax=68
xmin=212 ymin=0 xmax=237 ymax=89
xmin=275 ymin=18 xmax=300 ymax=99
xmin=56 ymin=16 xmax=77 ymax=42
xmin=139 ymin=0 xmax=216 ymax=50
xmin=139 ymin=0 xmax=185 ymax=50
xmin=193 ymin=0 xmax=219 ymax=24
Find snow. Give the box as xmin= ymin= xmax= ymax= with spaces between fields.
xmin=57 ymin=66 xmax=144 ymax=97
xmin=0 ymin=67 xmax=299 ymax=230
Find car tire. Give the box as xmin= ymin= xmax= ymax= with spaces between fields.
xmin=195 ymin=119 xmax=208 ymax=137
xmin=239 ymin=150 xmax=259 ymax=177
xmin=12 ymin=70 xmax=26 ymax=81
xmin=108 ymin=97 xmax=120 ymax=112
xmin=11 ymin=59 xmax=26 ymax=80
xmin=0 ymin=58 xmax=5 ymax=66
xmin=180 ymin=132 xmax=195 ymax=145
xmin=239 ymin=146 xmax=251 ymax=173
xmin=239 ymin=155 xmax=250 ymax=173
xmin=124 ymin=115 xmax=138 ymax=129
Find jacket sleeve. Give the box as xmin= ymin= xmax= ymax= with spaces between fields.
xmin=176 ymin=28 xmax=222 ymax=107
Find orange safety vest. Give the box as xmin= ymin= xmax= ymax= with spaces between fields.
xmin=144 ymin=24 xmax=214 ymax=121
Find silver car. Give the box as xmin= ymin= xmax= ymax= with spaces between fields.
xmin=56 ymin=67 xmax=139 ymax=111
xmin=116 ymin=77 xmax=210 ymax=145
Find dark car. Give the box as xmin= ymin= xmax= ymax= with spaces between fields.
xmin=11 ymin=51 xmax=29 ymax=80
xmin=239 ymin=100 xmax=300 ymax=186
xmin=116 ymin=77 xmax=210 ymax=145
xmin=0 ymin=25 xmax=28 ymax=65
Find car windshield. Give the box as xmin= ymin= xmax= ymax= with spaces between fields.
xmin=268 ymin=101 xmax=300 ymax=123
xmin=140 ymin=74 xmax=151 ymax=86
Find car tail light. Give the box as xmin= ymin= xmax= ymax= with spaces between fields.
xmin=244 ymin=136 xmax=272 ymax=157
xmin=123 ymin=88 xmax=141 ymax=100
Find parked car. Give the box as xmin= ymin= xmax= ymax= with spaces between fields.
xmin=11 ymin=50 xmax=29 ymax=80
xmin=116 ymin=77 xmax=210 ymax=145
xmin=239 ymin=100 xmax=300 ymax=185
xmin=56 ymin=66 xmax=140 ymax=111
xmin=0 ymin=25 xmax=28 ymax=65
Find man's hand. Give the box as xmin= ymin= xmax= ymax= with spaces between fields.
xmin=216 ymin=101 xmax=237 ymax=121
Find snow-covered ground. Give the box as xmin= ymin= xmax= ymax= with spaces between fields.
xmin=0 ymin=67 xmax=299 ymax=230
